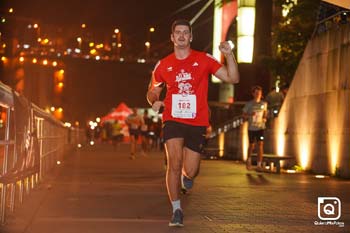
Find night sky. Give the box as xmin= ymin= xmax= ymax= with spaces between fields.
xmin=4 ymin=0 xmax=215 ymax=53
xmin=1 ymin=0 xmax=217 ymax=122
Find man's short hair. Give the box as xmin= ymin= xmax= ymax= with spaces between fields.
xmin=251 ymin=85 xmax=263 ymax=93
xmin=171 ymin=19 xmax=192 ymax=33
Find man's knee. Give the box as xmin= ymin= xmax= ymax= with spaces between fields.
xmin=183 ymin=165 xmax=200 ymax=179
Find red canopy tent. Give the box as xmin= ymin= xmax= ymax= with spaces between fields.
xmin=101 ymin=102 xmax=133 ymax=137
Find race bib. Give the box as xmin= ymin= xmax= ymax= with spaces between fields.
xmin=171 ymin=94 xmax=197 ymax=119
xmin=252 ymin=111 xmax=263 ymax=125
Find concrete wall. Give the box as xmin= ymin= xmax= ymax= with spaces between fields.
xmin=268 ymin=24 xmax=350 ymax=177
xmin=221 ymin=24 xmax=349 ymax=178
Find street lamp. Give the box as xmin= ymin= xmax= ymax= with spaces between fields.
xmin=77 ymin=37 xmax=82 ymax=51
xmin=147 ymin=27 xmax=155 ymax=59
xmin=114 ymin=28 xmax=121 ymax=59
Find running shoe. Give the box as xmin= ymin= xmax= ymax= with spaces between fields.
xmin=168 ymin=209 xmax=184 ymax=227
xmin=181 ymin=174 xmax=193 ymax=191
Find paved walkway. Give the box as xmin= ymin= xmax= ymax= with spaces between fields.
xmin=2 ymin=143 xmax=349 ymax=233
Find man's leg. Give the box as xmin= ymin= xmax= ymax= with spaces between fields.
xmin=182 ymin=147 xmax=201 ymax=179
xmin=257 ymin=141 xmax=264 ymax=166
xmin=165 ymin=138 xmax=184 ymax=226
xmin=130 ymin=134 xmax=136 ymax=159
xmin=246 ymin=143 xmax=255 ymax=170
xmin=165 ymin=138 xmax=184 ymax=204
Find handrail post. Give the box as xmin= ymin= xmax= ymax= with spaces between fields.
xmin=1 ymin=108 xmax=11 ymax=224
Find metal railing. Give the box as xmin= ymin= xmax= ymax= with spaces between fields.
xmin=209 ymin=115 xmax=244 ymax=139
xmin=0 ymin=81 xmax=84 ymax=224
xmin=312 ymin=10 xmax=350 ymax=38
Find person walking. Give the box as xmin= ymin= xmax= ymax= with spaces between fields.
xmin=243 ymin=86 xmax=268 ymax=171
xmin=146 ymin=19 xmax=239 ymax=227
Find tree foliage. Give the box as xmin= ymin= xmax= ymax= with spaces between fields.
xmin=268 ymin=0 xmax=320 ymax=84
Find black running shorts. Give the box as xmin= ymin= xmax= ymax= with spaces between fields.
xmin=248 ymin=130 xmax=264 ymax=143
xmin=163 ymin=121 xmax=206 ymax=153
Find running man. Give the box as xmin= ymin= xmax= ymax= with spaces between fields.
xmin=146 ymin=19 xmax=239 ymax=227
xmin=243 ymin=86 xmax=268 ymax=171
xmin=125 ymin=108 xmax=144 ymax=159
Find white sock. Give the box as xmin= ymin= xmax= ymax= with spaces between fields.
xmin=257 ymin=161 xmax=262 ymax=167
xmin=171 ymin=200 xmax=181 ymax=213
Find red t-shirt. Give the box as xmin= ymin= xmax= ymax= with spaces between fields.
xmin=152 ymin=50 xmax=222 ymax=126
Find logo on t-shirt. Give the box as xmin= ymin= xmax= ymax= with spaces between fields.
xmin=175 ymin=69 xmax=192 ymax=82
xmin=175 ymin=70 xmax=193 ymax=96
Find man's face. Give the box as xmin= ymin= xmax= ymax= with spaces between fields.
xmin=171 ymin=25 xmax=192 ymax=48
xmin=253 ymin=89 xmax=262 ymax=100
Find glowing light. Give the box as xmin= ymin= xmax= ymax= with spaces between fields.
xmin=90 ymin=49 xmax=97 ymax=55
xmin=212 ymin=0 xmax=223 ymax=83
xmin=237 ymin=36 xmax=254 ymax=63
xmin=228 ymin=40 xmax=235 ymax=50
xmin=43 ymin=59 xmax=48 ymax=65
xmin=19 ymin=57 xmax=24 ymax=63
xmin=57 ymin=107 xmax=63 ymax=113
xmin=64 ymin=122 xmax=72 ymax=127
xmin=56 ymin=161 xmax=61 ymax=165
xmin=117 ymin=43 xmax=122 ymax=48
xmin=145 ymin=41 xmax=150 ymax=48
xmin=286 ymin=170 xmax=297 ymax=173
xmin=96 ymin=56 xmax=100 ymax=60
xmin=90 ymin=141 xmax=95 ymax=146
xmin=315 ymin=175 xmax=326 ymax=179
xmin=9 ymin=8 xmax=14 ymax=13
xmin=299 ymin=136 xmax=311 ymax=170
xmin=77 ymin=144 xmax=82 ymax=148
xmin=50 ymin=106 xmax=55 ymax=112
xmin=32 ymin=58 xmax=37 ymax=64
xmin=326 ymin=93 xmax=345 ymax=175
xmin=89 ymin=42 xmax=94 ymax=47
xmin=238 ymin=8 xmax=255 ymax=35
xmin=81 ymin=23 xmax=86 ymax=28
xmin=58 ymin=82 xmax=64 ymax=88
xmin=77 ymin=37 xmax=82 ymax=43
xmin=96 ymin=117 xmax=101 ymax=123
xmin=114 ymin=28 xmax=119 ymax=34
xmin=149 ymin=27 xmax=155 ymax=32
xmin=33 ymin=23 xmax=38 ymax=28
xmin=237 ymin=3 xmax=256 ymax=63
xmin=52 ymin=61 xmax=58 ymax=66
xmin=1 ymin=56 xmax=7 ymax=63
xmin=218 ymin=133 xmax=225 ymax=157
xmin=242 ymin=122 xmax=249 ymax=161
xmin=59 ymin=69 xmax=64 ymax=74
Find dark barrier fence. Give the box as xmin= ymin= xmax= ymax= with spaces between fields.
xmin=0 ymin=81 xmax=85 ymax=224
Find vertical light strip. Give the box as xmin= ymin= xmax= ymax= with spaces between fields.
xmin=237 ymin=0 xmax=255 ymax=63
xmin=212 ymin=0 xmax=223 ymax=83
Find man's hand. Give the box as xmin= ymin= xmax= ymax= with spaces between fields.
xmin=219 ymin=41 xmax=234 ymax=56
xmin=152 ymin=101 xmax=164 ymax=112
